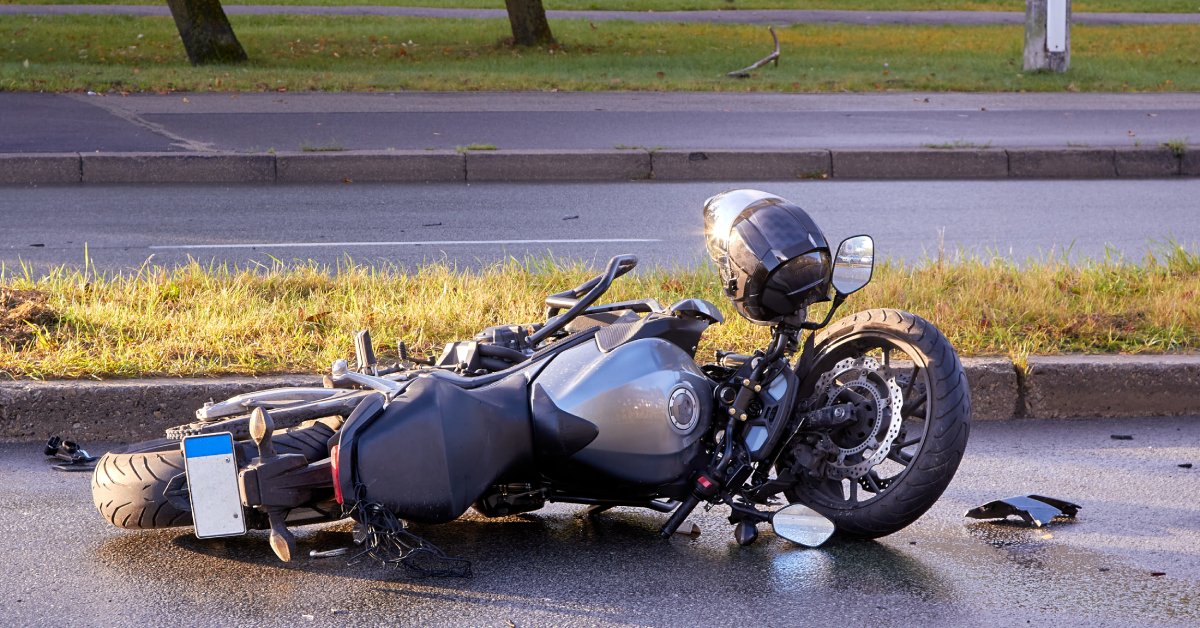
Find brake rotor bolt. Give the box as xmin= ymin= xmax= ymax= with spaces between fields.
xmin=753 ymin=385 xmax=762 ymax=392
xmin=728 ymin=408 xmax=737 ymax=416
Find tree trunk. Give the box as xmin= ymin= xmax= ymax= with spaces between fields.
xmin=165 ymin=0 xmax=248 ymax=65
xmin=504 ymin=0 xmax=556 ymax=47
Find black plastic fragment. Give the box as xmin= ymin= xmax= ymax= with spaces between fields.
xmin=965 ymin=494 xmax=1081 ymax=528
xmin=1110 ymin=434 xmax=1134 ymax=440
xmin=43 ymin=436 xmax=98 ymax=472
xmin=1179 ymin=463 xmax=1194 ymax=469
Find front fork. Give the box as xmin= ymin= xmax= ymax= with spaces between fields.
xmin=659 ymin=325 xmax=856 ymax=545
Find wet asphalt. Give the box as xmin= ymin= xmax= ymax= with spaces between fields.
xmin=2 ymin=416 xmax=1198 ymax=626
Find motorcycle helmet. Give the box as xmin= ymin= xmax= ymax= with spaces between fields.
xmin=703 ymin=189 xmax=832 ymax=325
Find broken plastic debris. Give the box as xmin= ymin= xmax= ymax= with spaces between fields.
xmin=965 ymin=495 xmax=1080 ymax=528
xmin=43 ymin=436 xmax=98 ymax=472
xmin=1110 ymin=434 xmax=1134 ymax=440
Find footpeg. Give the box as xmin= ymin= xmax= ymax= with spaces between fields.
xmin=266 ymin=508 xmax=296 ymax=562
xmin=249 ymin=407 xmax=276 ymax=459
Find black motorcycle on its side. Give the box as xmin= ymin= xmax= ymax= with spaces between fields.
xmin=92 ymin=189 xmax=971 ymax=566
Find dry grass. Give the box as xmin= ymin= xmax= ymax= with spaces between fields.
xmin=2 ymin=248 xmax=1198 ymax=380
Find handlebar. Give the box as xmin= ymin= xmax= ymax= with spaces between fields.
xmin=528 ymin=255 xmax=638 ymax=347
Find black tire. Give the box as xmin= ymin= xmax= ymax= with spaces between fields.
xmin=784 ymin=308 xmax=971 ymax=539
xmin=91 ymin=420 xmax=338 ymax=530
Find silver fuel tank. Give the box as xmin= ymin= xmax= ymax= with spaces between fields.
xmin=532 ymin=336 xmax=714 ymax=486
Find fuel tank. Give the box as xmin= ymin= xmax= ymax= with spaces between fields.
xmin=532 ymin=337 xmax=713 ymax=486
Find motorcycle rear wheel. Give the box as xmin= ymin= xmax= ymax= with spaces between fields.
xmin=91 ymin=419 xmax=338 ymax=530
xmin=784 ymin=308 xmax=971 ymax=539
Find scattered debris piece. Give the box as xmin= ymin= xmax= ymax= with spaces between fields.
xmin=422 ymin=222 xmax=443 ymax=227
xmin=43 ymin=436 xmax=98 ymax=472
xmin=1179 ymin=463 xmax=1193 ymax=469
xmin=727 ymin=26 xmax=780 ymax=78
xmin=1110 ymin=434 xmax=1134 ymax=440
xmin=1098 ymin=567 xmax=1110 ymax=572
xmin=965 ymin=494 xmax=1080 ymax=528
xmin=309 ymin=547 xmax=350 ymax=559
xmin=562 ymin=215 xmax=580 ymax=221
xmin=1150 ymin=572 xmax=1166 ymax=577
xmin=674 ymin=521 xmax=702 ymax=537
xmin=29 ymin=243 xmax=45 ymax=248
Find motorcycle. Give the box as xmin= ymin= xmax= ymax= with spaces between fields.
xmin=92 ymin=189 xmax=971 ymax=571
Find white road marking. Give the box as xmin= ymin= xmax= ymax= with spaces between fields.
xmin=150 ymin=238 xmax=661 ymax=250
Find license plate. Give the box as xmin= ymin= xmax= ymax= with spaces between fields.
xmin=181 ymin=433 xmax=247 ymax=538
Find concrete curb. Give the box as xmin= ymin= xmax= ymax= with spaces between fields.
xmin=466 ymin=149 xmax=651 ymax=182
xmin=2 ymin=356 xmax=1198 ymax=442
xmin=2 ymin=147 xmax=1195 ymax=185
xmin=831 ymin=148 xmax=1009 ymax=179
xmin=0 ymin=375 xmax=318 ymax=442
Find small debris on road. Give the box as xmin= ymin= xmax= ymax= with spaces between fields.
xmin=29 ymin=243 xmax=45 ymax=247
xmin=965 ymin=494 xmax=1080 ymax=528
xmin=43 ymin=436 xmax=97 ymax=472
xmin=422 ymin=222 xmax=443 ymax=227
xmin=1110 ymin=434 xmax=1134 ymax=440
xmin=309 ymin=548 xmax=349 ymax=559
xmin=1179 ymin=463 xmax=1193 ymax=469
xmin=1150 ymin=572 xmax=1166 ymax=577
xmin=562 ymin=215 xmax=579 ymax=221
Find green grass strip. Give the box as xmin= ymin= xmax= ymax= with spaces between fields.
xmin=3 ymin=247 xmax=1199 ymax=380
xmin=3 ymin=1 xmax=1197 ymax=14
xmin=1 ymin=16 xmax=1197 ymax=92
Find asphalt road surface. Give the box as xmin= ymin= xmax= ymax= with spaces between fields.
xmin=2 ymin=416 xmax=1198 ymax=626
xmin=2 ymin=179 xmax=1198 ymax=274
xmin=4 ymin=92 xmax=1199 ymax=153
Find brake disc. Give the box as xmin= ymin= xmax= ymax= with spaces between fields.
xmin=812 ymin=356 xmax=904 ymax=479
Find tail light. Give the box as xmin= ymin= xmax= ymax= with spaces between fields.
xmin=330 ymin=444 xmax=343 ymax=504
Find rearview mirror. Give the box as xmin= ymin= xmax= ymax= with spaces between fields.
xmin=771 ymin=503 xmax=835 ymax=548
xmin=831 ymin=235 xmax=874 ymax=296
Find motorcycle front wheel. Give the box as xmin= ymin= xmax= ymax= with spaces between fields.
xmin=784 ymin=308 xmax=971 ymax=539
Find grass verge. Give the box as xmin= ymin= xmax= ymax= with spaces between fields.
xmin=2 ymin=1 xmax=1197 ymax=14
xmin=2 ymin=248 xmax=1198 ymax=380
xmin=2 ymin=16 xmax=1196 ymax=93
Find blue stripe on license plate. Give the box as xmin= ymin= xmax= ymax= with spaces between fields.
xmin=184 ymin=434 xmax=234 ymax=458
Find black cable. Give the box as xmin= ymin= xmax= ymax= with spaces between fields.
xmin=346 ymin=486 xmax=472 ymax=579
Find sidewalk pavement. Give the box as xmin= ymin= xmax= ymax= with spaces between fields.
xmin=3 ymin=5 xmax=1199 ymax=25
xmin=2 ymin=92 xmax=1198 ymax=184
xmin=2 ymin=355 xmax=1198 ymax=441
